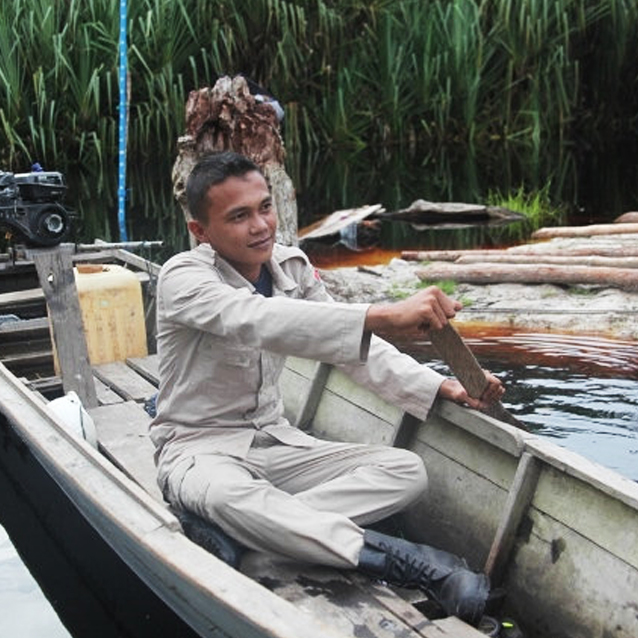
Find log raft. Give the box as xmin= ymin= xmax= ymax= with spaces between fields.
xmin=405 ymin=215 xmax=638 ymax=292
xmin=402 ymin=248 xmax=638 ymax=263
xmin=532 ymin=222 xmax=638 ymax=239
xmin=416 ymin=262 xmax=638 ymax=292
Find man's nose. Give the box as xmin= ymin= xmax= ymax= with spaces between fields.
xmin=250 ymin=212 xmax=269 ymax=232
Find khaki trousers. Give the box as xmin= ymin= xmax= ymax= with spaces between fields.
xmin=166 ymin=433 xmax=428 ymax=568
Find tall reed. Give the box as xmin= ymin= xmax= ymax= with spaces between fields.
xmin=0 ymin=0 xmax=636 ymax=172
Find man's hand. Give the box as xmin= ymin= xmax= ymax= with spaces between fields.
xmin=438 ymin=371 xmax=505 ymax=410
xmin=365 ymin=286 xmax=462 ymax=334
xmin=365 ymin=285 xmax=505 ymax=411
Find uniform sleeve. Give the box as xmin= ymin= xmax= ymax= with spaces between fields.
xmin=157 ymin=255 xmax=371 ymax=366
xmin=338 ymin=336 xmax=446 ymax=420
xmin=290 ymin=259 xmax=446 ymax=419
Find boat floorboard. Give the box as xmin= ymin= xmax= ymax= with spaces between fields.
xmin=88 ymin=355 xmax=486 ymax=638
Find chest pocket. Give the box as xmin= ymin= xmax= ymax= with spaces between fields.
xmin=223 ymin=347 xmax=254 ymax=368
xmin=206 ymin=335 xmax=257 ymax=369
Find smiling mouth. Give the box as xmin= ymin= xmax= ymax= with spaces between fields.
xmin=249 ymin=236 xmax=273 ymax=249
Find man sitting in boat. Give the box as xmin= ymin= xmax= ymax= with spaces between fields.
xmin=149 ymin=151 xmax=505 ymax=626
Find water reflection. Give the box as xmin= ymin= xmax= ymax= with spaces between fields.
xmin=406 ymin=332 xmax=638 ymax=482
xmin=514 ymin=368 xmax=638 ymax=480
xmin=53 ymin=135 xmax=638 ymax=258
xmin=463 ymin=331 xmax=638 ymax=378
xmin=0 ymin=525 xmax=71 ymax=638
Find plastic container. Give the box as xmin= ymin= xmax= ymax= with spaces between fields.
xmin=73 ymin=263 xmax=148 ymax=365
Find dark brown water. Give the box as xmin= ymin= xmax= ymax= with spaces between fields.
xmin=396 ymin=329 xmax=638 ymax=481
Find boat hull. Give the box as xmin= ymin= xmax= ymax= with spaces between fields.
xmin=281 ymin=357 xmax=638 ymax=638
xmin=0 ymin=408 xmax=199 ymax=638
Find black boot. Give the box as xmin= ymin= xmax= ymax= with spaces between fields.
xmin=176 ymin=510 xmax=246 ymax=569
xmin=357 ymin=529 xmax=489 ymax=626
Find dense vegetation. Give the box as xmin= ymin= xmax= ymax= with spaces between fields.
xmin=1 ymin=0 xmax=637 ymax=172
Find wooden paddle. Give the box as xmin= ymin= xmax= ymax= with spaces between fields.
xmin=429 ymin=323 xmax=528 ymax=430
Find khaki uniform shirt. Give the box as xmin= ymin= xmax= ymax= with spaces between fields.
xmin=150 ymin=243 xmax=445 ymax=491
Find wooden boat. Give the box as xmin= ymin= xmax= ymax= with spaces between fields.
xmin=0 ymin=243 xmax=637 ymax=638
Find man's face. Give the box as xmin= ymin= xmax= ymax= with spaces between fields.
xmin=188 ymin=170 xmax=277 ymax=282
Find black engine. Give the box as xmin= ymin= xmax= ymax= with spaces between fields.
xmin=0 ymin=169 xmax=72 ymax=246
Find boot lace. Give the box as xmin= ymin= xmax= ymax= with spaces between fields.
xmin=379 ymin=541 xmax=437 ymax=588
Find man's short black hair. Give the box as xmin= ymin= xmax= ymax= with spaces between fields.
xmin=186 ymin=151 xmax=262 ymax=223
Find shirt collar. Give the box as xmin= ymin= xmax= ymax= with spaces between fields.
xmin=194 ymin=243 xmax=298 ymax=293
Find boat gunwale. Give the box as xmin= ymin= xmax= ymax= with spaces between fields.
xmin=0 ymin=361 xmax=351 ymax=638
xmin=295 ymin=357 xmax=638 ymax=514
xmin=434 ymin=398 xmax=638 ymax=509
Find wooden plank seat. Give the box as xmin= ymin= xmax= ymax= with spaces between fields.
xmin=88 ymin=355 xmax=486 ymax=638
xmin=93 ymin=360 xmax=158 ymax=402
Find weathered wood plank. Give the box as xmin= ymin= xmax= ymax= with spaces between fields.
xmin=0 ymin=316 xmax=48 ymax=334
xmin=293 ymin=361 xmax=332 ymax=430
xmin=25 ymin=375 xmax=62 ymax=395
xmin=32 ymin=247 xmax=98 ymax=407
xmin=429 ymin=323 xmax=526 ymax=430
xmin=390 ymin=412 xmax=422 ymax=449
xmin=126 ymin=354 xmax=160 ymax=385
xmin=435 ymin=401 xmax=526 ymax=458
xmin=298 ymin=204 xmax=383 ymax=240
xmin=456 ymin=254 xmax=638 ymax=268
xmin=615 ymin=211 xmax=638 ymax=223
xmin=241 ymin=553 xmax=436 ymax=638
xmin=111 ymin=248 xmax=161 ymax=276
xmin=285 ymin=357 xmax=403 ymax=445
xmin=89 ymin=400 xmax=162 ymax=502
xmin=427 ymin=617 xmax=489 ymax=637
xmin=528 ymin=456 xmax=638 ymax=569
xmin=93 ymin=361 xmax=157 ymax=402
xmin=402 ymin=245 xmax=638 ymax=261
xmin=508 ymin=504 xmax=638 ymax=638
xmin=323 ymin=366 xmax=403 ymax=424
xmin=0 ymin=351 xmax=52 ymax=367
xmin=405 ymin=415 xmax=517 ymax=568
xmin=532 ymin=222 xmax=638 ymax=239
xmin=359 ymin=580 xmax=432 ymax=635
xmin=484 ymin=452 xmax=540 ymax=583
xmin=312 ymin=387 xmax=401 ymax=445
xmin=93 ymin=375 xmax=125 ymax=405
xmin=525 ymin=436 xmax=638 ymax=511
xmin=416 ymin=262 xmax=638 ymax=291
xmin=0 ymin=287 xmax=44 ymax=309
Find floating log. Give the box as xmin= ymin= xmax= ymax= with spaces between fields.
xmin=615 ymin=212 xmax=638 ymax=224
xmin=532 ymin=222 xmax=638 ymax=239
xmin=298 ymin=205 xmax=383 ymax=241
xmin=455 ymin=254 xmax=638 ymax=269
xmin=402 ymin=245 xmax=638 ymax=262
xmin=403 ymin=249 xmax=511 ymax=262
xmin=416 ymin=262 xmax=638 ymax=291
xmin=380 ymin=200 xmax=525 ymax=227
xmin=76 ymin=241 xmax=163 ymax=251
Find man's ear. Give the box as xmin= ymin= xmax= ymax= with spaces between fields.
xmin=187 ymin=219 xmax=207 ymax=244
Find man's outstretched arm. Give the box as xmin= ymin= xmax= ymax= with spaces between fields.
xmin=364 ymin=286 xmax=504 ymax=410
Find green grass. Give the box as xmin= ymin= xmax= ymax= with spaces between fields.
xmin=487 ymin=184 xmax=567 ymax=233
xmin=417 ymin=279 xmax=458 ymax=296
xmin=388 ymin=278 xmax=458 ymax=300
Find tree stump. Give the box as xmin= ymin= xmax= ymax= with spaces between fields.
xmin=172 ymin=75 xmax=298 ymax=247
